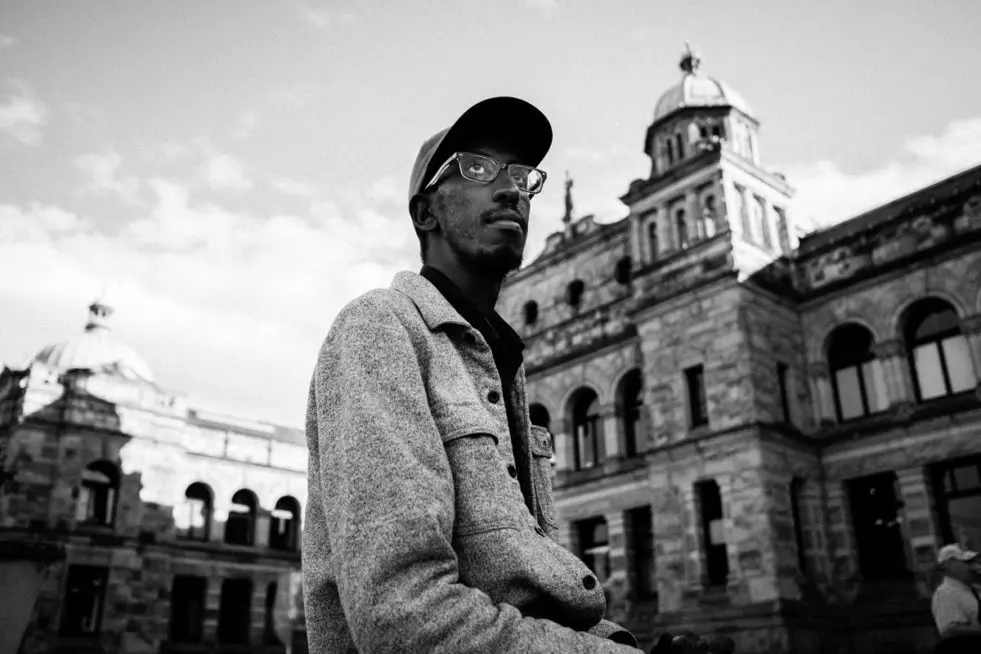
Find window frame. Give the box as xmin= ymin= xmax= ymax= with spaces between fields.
xmin=685 ymin=365 xmax=708 ymax=428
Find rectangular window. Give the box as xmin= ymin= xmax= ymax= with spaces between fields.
xmin=733 ymin=185 xmax=751 ymax=238
xmin=756 ymin=197 xmax=773 ymax=250
xmin=943 ymin=336 xmax=978 ymax=393
xmin=847 ymin=472 xmax=908 ymax=580
xmin=932 ymin=457 xmax=981 ymax=551
xmin=218 ymin=578 xmax=253 ymax=644
xmin=777 ymin=363 xmax=791 ymax=422
xmin=685 ymin=365 xmax=708 ymax=427
xmin=170 ymin=575 xmax=207 ymax=644
xmin=628 ymin=507 xmax=655 ymax=599
xmin=60 ymin=565 xmax=109 ymax=637
xmin=577 ymin=517 xmax=611 ymax=585
xmin=695 ymin=480 xmax=729 ymax=586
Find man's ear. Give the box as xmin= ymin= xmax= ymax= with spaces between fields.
xmin=410 ymin=194 xmax=439 ymax=234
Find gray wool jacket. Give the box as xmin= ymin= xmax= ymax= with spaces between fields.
xmin=303 ymin=271 xmax=641 ymax=653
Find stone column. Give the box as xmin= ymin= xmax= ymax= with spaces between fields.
xmin=824 ymin=481 xmax=860 ymax=601
xmin=871 ymin=339 xmax=915 ymax=407
xmin=686 ymin=190 xmax=701 ymax=242
xmin=211 ymin=504 xmax=228 ymax=543
xmin=738 ymin=185 xmax=751 ymax=242
xmin=808 ymin=361 xmax=835 ymax=423
xmin=681 ymin=483 xmax=705 ymax=592
xmin=255 ymin=510 xmax=271 ymax=548
xmin=962 ymin=314 xmax=981 ymax=386
xmin=630 ymin=213 xmax=643 ymax=267
xmin=896 ymin=466 xmax=942 ymax=598
xmin=554 ymin=417 xmax=574 ymax=472
xmin=600 ymin=403 xmax=620 ymax=461
xmin=713 ymin=175 xmax=728 ymax=235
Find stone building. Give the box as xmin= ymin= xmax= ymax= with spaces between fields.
xmin=497 ymin=45 xmax=981 ymax=653
xmin=0 ymin=299 xmax=308 ymax=653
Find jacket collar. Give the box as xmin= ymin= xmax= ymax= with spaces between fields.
xmin=391 ymin=271 xmax=471 ymax=332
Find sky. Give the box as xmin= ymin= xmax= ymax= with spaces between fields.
xmin=1 ymin=0 xmax=980 ymax=428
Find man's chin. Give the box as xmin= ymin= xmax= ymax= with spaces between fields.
xmin=471 ymin=249 xmax=524 ymax=277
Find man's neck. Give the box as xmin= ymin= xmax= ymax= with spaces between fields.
xmin=425 ymin=262 xmax=503 ymax=316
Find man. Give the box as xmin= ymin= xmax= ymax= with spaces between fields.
xmin=932 ymin=544 xmax=981 ymax=652
xmin=302 ymin=97 xmax=641 ymax=653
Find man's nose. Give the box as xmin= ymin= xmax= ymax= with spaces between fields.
xmin=491 ymin=174 xmax=521 ymax=206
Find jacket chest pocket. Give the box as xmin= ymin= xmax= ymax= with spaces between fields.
xmin=530 ymin=426 xmax=558 ymax=531
xmin=444 ymin=432 xmax=521 ymax=537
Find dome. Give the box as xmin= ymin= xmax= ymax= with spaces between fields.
xmin=653 ymin=44 xmax=753 ymax=123
xmin=33 ymin=299 xmax=155 ymax=384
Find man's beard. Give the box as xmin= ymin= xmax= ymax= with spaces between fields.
xmin=446 ymin=229 xmax=524 ymax=278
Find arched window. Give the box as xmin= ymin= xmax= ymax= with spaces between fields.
xmin=614 ymin=257 xmax=632 ymax=285
xmin=904 ymin=299 xmax=977 ymax=401
xmin=523 ymin=300 xmax=538 ymax=326
xmin=617 ymin=369 xmax=643 ymax=458
xmin=665 ymin=138 xmax=675 ymax=165
xmin=675 ymin=133 xmax=685 ymax=160
xmin=702 ymin=195 xmax=717 ymax=238
xmin=269 ymin=496 xmax=301 ymax=552
xmin=76 ymin=460 xmax=120 ymax=527
xmin=529 ymin=403 xmax=551 ymax=430
xmin=181 ymin=482 xmax=213 ymax=541
xmin=647 ymin=221 xmax=659 ymax=261
xmin=224 ymin=489 xmax=258 ymax=546
xmin=827 ymin=324 xmax=886 ymax=421
xmin=570 ymin=388 xmax=603 ymax=470
xmin=675 ymin=208 xmax=688 ymax=249
xmin=566 ymin=280 xmax=585 ymax=311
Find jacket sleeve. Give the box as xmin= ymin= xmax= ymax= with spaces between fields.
xmin=312 ymin=295 xmax=641 ymax=654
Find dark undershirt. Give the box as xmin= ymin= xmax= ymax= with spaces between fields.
xmin=419 ymin=266 xmax=534 ymax=513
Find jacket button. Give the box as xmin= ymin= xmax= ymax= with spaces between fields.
xmin=582 ymin=575 xmax=597 ymax=590
xmin=507 ymin=464 xmax=517 ymax=478
xmin=487 ymin=390 xmax=500 ymax=404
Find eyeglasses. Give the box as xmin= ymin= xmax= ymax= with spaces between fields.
xmin=424 ymin=152 xmax=548 ymax=195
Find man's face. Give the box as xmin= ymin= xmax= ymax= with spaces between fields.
xmin=427 ymin=141 xmax=532 ymax=277
xmin=945 ymin=558 xmax=974 ymax=583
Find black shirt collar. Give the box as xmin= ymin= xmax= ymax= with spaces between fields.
xmin=419 ymin=265 xmax=524 ymax=353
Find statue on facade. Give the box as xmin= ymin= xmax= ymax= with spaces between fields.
xmin=563 ymin=171 xmax=574 ymax=225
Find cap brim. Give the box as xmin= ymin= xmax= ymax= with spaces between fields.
xmin=422 ymin=97 xmax=553 ymax=192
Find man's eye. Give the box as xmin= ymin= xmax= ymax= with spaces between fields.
xmin=467 ymin=163 xmax=487 ymax=175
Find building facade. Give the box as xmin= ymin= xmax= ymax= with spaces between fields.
xmin=0 ymin=300 xmax=308 ymax=653
xmin=497 ymin=46 xmax=981 ymax=653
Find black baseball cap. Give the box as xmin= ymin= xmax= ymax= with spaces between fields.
xmin=407 ymin=96 xmax=553 ymax=211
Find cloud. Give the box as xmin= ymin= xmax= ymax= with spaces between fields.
xmin=297 ymin=2 xmax=358 ymax=32
xmin=0 ymin=82 xmax=49 ymax=146
xmin=74 ymin=151 xmax=142 ymax=205
xmin=0 ymin=171 xmax=418 ymax=425
xmin=0 ymin=35 xmax=16 ymax=49
xmin=781 ymin=115 xmax=981 ymax=231
xmin=200 ymin=151 xmax=252 ymax=191
xmin=270 ymin=175 xmax=317 ymax=197
xmin=524 ymin=0 xmax=558 ymax=15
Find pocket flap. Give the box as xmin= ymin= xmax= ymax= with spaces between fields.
xmin=529 ymin=425 xmax=553 ymax=457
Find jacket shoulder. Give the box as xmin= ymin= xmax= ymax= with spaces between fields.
xmin=327 ymin=287 xmax=423 ymax=339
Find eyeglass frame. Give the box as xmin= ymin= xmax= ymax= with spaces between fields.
xmin=423 ymin=152 xmax=548 ymax=195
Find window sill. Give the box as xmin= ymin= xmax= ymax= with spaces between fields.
xmin=555 ymin=455 xmax=648 ymax=489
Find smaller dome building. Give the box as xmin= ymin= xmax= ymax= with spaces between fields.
xmin=32 ymin=299 xmax=155 ymax=384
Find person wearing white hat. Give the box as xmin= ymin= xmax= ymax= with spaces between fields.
xmin=932 ymin=543 xmax=981 ymax=652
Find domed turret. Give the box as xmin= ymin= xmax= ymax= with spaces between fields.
xmin=33 ymin=297 xmax=155 ymax=384
xmin=653 ymin=42 xmax=753 ymax=124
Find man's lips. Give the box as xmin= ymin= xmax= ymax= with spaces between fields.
xmin=487 ymin=214 xmax=527 ymax=233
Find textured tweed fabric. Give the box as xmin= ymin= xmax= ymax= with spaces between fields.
xmin=303 ymin=271 xmax=640 ymax=653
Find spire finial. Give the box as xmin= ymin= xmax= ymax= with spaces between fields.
xmin=679 ymin=41 xmax=701 ymax=75
xmin=563 ymin=171 xmax=574 ymax=225
xmin=86 ymin=285 xmax=115 ymax=331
